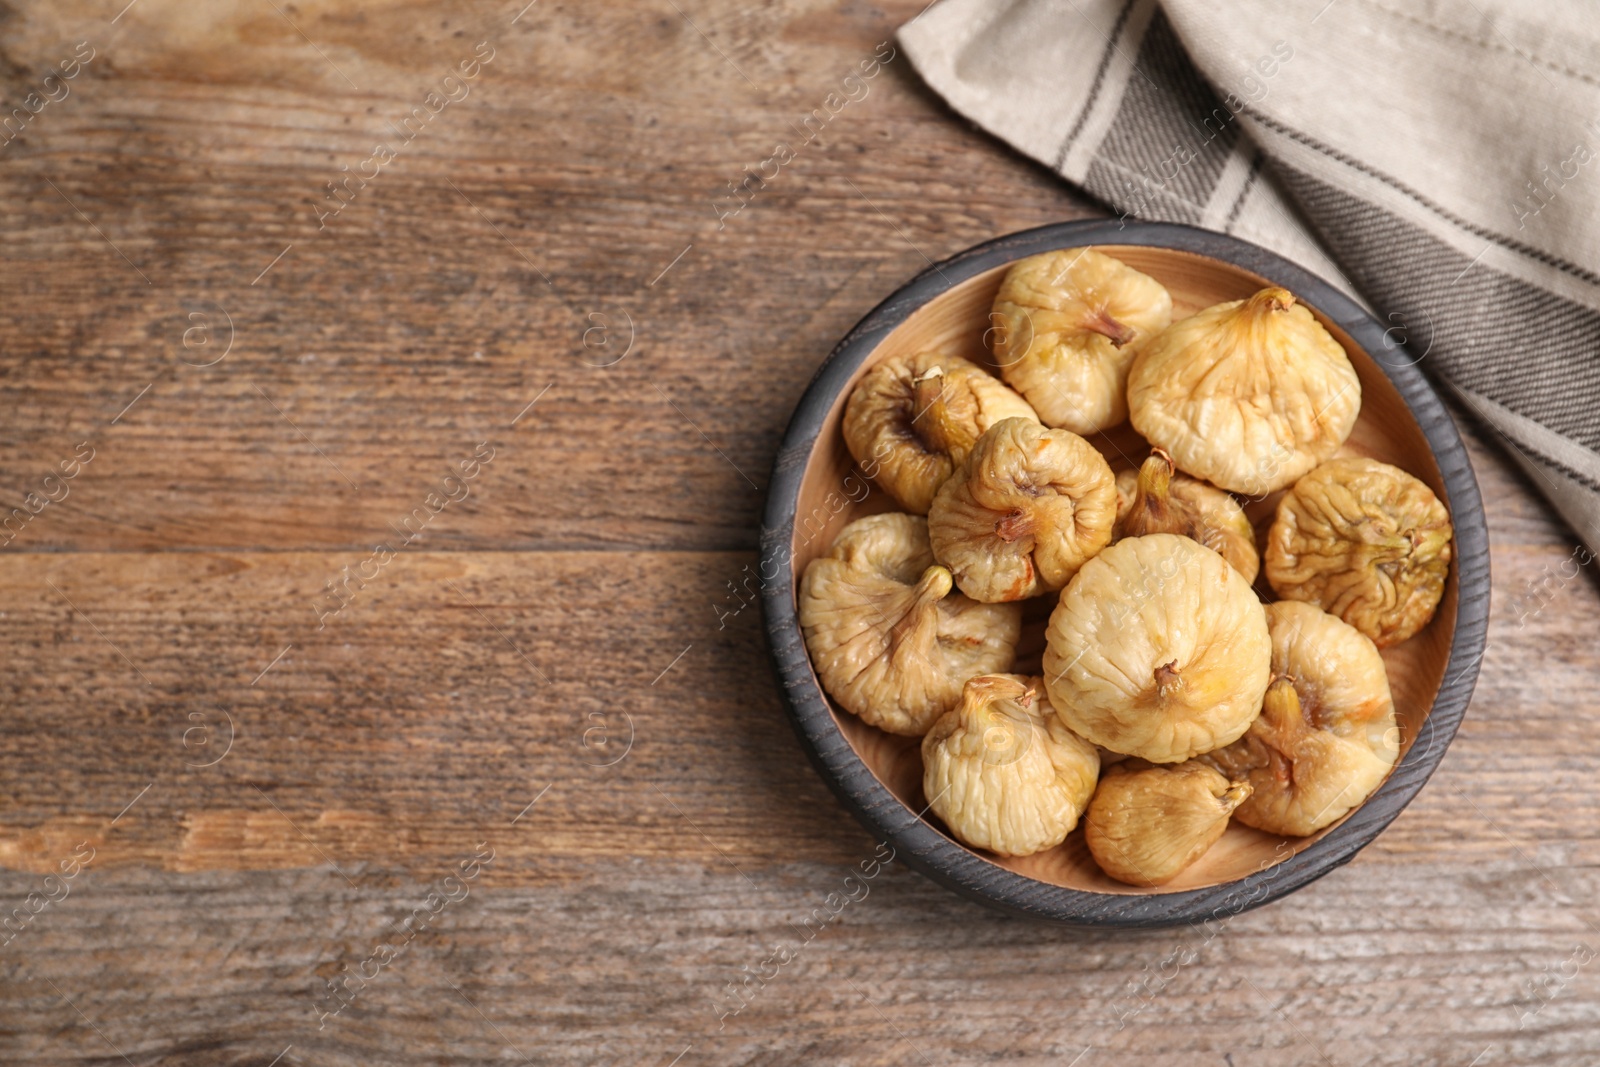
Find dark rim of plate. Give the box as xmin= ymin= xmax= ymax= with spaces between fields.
xmin=758 ymin=219 xmax=1490 ymax=928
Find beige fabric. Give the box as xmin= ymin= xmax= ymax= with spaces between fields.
xmin=900 ymin=0 xmax=1600 ymax=552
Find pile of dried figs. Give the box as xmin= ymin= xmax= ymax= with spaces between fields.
xmin=800 ymin=247 xmax=1454 ymax=887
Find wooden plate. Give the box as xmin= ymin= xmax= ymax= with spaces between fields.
xmin=759 ymin=221 xmax=1489 ymax=927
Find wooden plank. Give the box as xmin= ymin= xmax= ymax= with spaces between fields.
xmin=2 ymin=860 xmax=1599 ymax=1065
xmin=0 ymin=482 xmax=1589 ymax=878
xmin=0 ymin=1 xmax=1081 ymax=554
xmin=0 ymin=550 xmax=863 ymax=874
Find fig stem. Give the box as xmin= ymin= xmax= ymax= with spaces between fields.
xmin=910 ymin=364 xmax=980 ymax=460
xmin=1220 ymin=780 xmax=1254 ymax=813
xmin=1406 ymin=525 xmax=1452 ymax=558
xmin=1247 ymin=287 xmax=1297 ymax=315
xmin=1088 ymin=308 xmax=1135 ymax=347
xmin=887 ymin=565 xmax=952 ymax=651
xmin=913 ymin=564 xmax=954 ymax=603
xmin=910 ymin=366 xmax=951 ymax=452
xmin=993 ymin=507 xmax=1035 ymax=543
xmin=962 ymin=673 xmax=1032 ymax=708
xmin=1263 ymin=677 xmax=1308 ymax=731
xmin=1126 ymin=450 xmax=1176 ymax=535
xmin=1153 ymin=659 xmax=1182 ymax=696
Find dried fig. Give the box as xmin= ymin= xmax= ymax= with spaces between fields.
xmin=927 ymin=417 xmax=1116 ymax=603
xmin=1205 ymin=601 xmax=1399 ymax=836
xmin=1044 ymin=533 xmax=1271 ymax=763
xmin=1265 ymin=457 xmax=1453 ymax=647
xmin=990 ymin=248 xmax=1173 ymax=434
xmin=1114 ymin=449 xmax=1259 ymax=582
xmin=922 ymin=674 xmax=1100 ymax=857
xmin=843 ymin=351 xmax=1038 ymax=514
xmin=1084 ymin=761 xmax=1251 ymax=886
xmin=800 ymin=513 xmax=1022 ymax=736
xmin=1127 ymin=287 xmax=1361 ymax=495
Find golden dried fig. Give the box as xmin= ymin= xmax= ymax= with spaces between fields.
xmin=1265 ymin=456 xmax=1452 ymax=647
xmin=1205 ymin=601 xmax=1399 ymax=836
xmin=927 ymin=417 xmax=1116 ymax=603
xmin=1114 ymin=449 xmax=1259 ymax=583
xmin=1044 ymin=533 xmax=1271 ymax=763
xmin=1127 ymin=287 xmax=1361 ymax=495
xmin=843 ymin=351 xmax=1038 ymax=514
xmin=800 ymin=513 xmax=1023 ymax=736
xmin=922 ymin=674 xmax=1100 ymax=857
xmin=990 ymin=248 xmax=1172 ymax=434
xmin=1084 ymin=761 xmax=1251 ymax=886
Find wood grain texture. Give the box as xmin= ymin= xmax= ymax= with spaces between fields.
xmin=0 ymin=0 xmax=1595 ymax=1063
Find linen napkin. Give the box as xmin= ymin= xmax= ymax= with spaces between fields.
xmin=899 ymin=0 xmax=1600 ymax=553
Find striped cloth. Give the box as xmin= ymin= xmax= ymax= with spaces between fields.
xmin=899 ymin=0 xmax=1600 ymax=553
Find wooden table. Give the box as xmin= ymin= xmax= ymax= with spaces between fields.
xmin=1 ymin=1 xmax=1595 ymax=1063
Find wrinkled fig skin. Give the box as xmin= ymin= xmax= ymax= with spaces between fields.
xmin=1084 ymin=761 xmax=1252 ymax=887
xmin=1114 ymin=450 xmax=1260 ymax=583
xmin=842 ymin=351 xmax=1039 ymax=514
xmin=1266 ymin=457 xmax=1453 ymax=648
xmin=922 ymin=674 xmax=1101 ymax=857
xmin=800 ymin=513 xmax=1023 ymax=737
xmin=1127 ymin=287 xmax=1361 ymax=496
xmin=1205 ymin=602 xmax=1399 ymax=836
xmin=1044 ymin=533 xmax=1272 ymax=763
xmin=928 ymin=417 xmax=1117 ymax=603
xmin=991 ymin=248 xmax=1173 ymax=434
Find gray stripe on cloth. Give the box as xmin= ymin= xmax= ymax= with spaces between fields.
xmin=1087 ymin=10 xmax=1239 ymax=221
xmin=1243 ymin=106 xmax=1600 ymax=290
xmin=1222 ymin=150 xmax=1264 ymax=230
xmin=1052 ymin=0 xmax=1141 ymax=171
xmin=1272 ymin=162 xmax=1600 ymax=463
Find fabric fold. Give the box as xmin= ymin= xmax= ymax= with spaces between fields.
xmin=900 ymin=0 xmax=1600 ymax=552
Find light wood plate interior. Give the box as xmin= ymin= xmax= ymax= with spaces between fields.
xmin=789 ymin=244 xmax=1458 ymax=895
